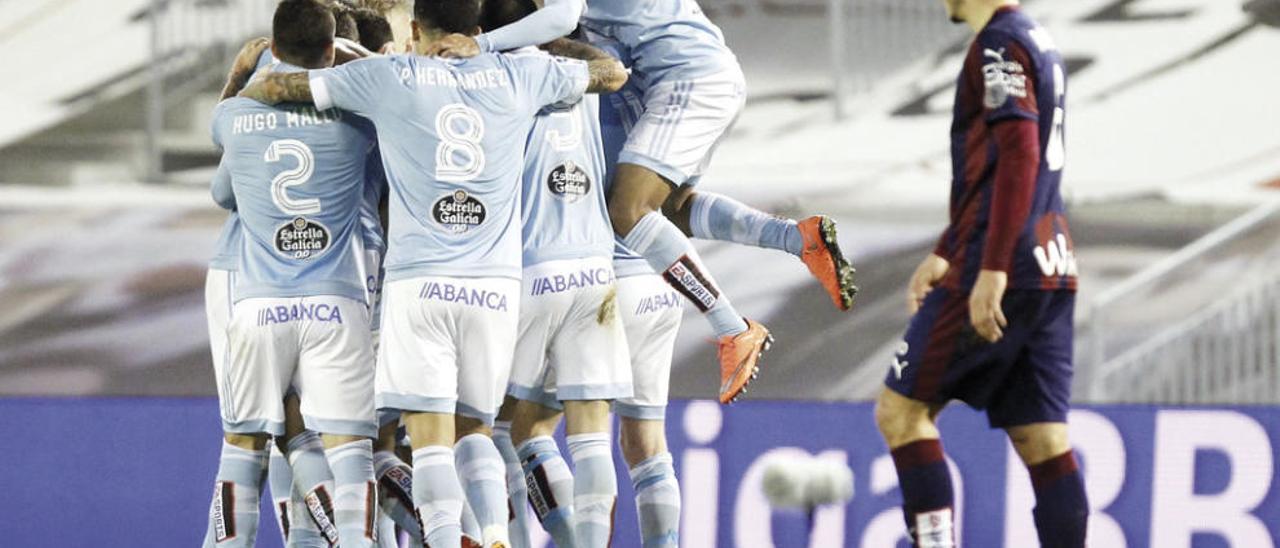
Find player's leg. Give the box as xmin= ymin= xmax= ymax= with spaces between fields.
xmin=874 ymin=388 xmax=954 ymax=547
xmin=555 ymin=267 xmax=633 ymax=547
xmin=667 ymin=186 xmax=858 ymax=311
xmin=454 ymin=417 xmax=510 ymax=548
xmin=296 ymin=296 xmax=380 ymax=548
xmin=372 ymin=415 xmax=423 ymax=542
xmin=609 ymin=74 xmax=770 ymax=403
xmin=204 ymin=433 xmax=271 ymax=548
xmin=267 ymin=443 xmax=293 ymax=545
xmin=493 ymin=399 xmax=534 ymax=548
xmin=378 ymin=278 xmax=467 ymax=548
xmin=278 ymin=394 xmax=336 ymax=547
xmin=563 ymin=401 xmax=617 ymax=548
xmin=204 ymin=296 xmax=293 ymax=548
xmin=453 ymin=276 xmax=523 ymax=548
xmin=613 ymin=273 xmax=684 ymax=547
xmin=992 ymin=291 xmax=1087 ymax=548
xmin=509 ymin=399 xmax=575 ymax=547
xmin=619 ymin=419 xmax=680 ymax=547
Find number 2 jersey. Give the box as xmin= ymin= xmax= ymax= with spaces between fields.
xmin=307 ymin=51 xmax=589 ymax=282
xmin=211 ymin=63 xmax=376 ymax=303
xmin=936 ymin=6 xmax=1077 ymax=292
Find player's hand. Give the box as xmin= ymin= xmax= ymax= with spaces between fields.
xmin=906 ymin=253 xmax=950 ymax=314
xmin=969 ymin=269 xmax=1009 ymax=343
xmin=221 ymin=37 xmax=270 ymax=100
xmin=424 ymin=34 xmax=481 ymax=58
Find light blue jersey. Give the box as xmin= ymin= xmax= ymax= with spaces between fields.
xmin=211 ymin=65 xmax=376 ymax=303
xmin=581 ymin=0 xmax=737 ymax=87
xmin=361 ymin=148 xmax=387 ymax=254
xmin=208 ymin=49 xmax=277 ymax=271
xmin=521 ymin=93 xmax=613 ymax=266
xmin=308 ymin=51 xmax=590 ymax=281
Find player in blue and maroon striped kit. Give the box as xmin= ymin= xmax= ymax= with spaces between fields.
xmin=874 ymin=1 xmax=1087 ymax=547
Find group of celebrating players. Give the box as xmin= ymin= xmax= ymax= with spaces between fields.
xmin=203 ymin=0 xmax=1088 ymax=546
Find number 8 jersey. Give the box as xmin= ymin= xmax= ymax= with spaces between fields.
xmin=211 ymin=63 xmax=377 ymax=304
xmin=936 ymin=5 xmax=1076 ymax=292
xmin=307 ymin=51 xmax=590 ymax=282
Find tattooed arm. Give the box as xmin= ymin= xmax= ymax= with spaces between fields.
xmin=220 ymin=37 xmax=270 ymax=100
xmin=238 ymin=72 xmax=313 ymax=105
xmin=586 ymin=57 xmax=627 ymax=94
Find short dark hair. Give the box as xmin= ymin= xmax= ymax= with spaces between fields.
xmin=414 ymin=0 xmax=480 ymax=34
xmin=352 ymin=7 xmax=395 ymax=50
xmin=273 ymin=0 xmax=336 ymax=67
xmin=331 ymin=4 xmax=360 ymax=40
xmin=479 ymin=0 xmax=536 ymax=32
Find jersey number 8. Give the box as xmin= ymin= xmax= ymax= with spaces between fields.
xmin=435 ymin=104 xmax=486 ymax=181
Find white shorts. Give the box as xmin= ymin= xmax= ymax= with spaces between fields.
xmin=222 ymin=296 xmax=376 ymax=438
xmin=376 ymin=276 xmax=520 ymax=425
xmin=613 ymin=274 xmax=684 ymax=420
xmin=618 ymin=68 xmax=746 ymax=186
xmin=206 ymin=268 xmax=236 ymax=422
xmin=508 ymin=258 xmax=632 ymax=407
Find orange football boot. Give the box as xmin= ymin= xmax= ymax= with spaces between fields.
xmin=797 ymin=216 xmax=858 ymax=311
xmin=717 ymin=319 xmax=773 ymax=404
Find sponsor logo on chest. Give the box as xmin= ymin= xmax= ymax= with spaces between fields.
xmin=529 ymin=267 xmax=613 ymax=296
xmin=547 ymin=161 xmax=592 ymax=202
xmin=274 ymin=217 xmax=331 ymax=260
xmin=433 ymin=190 xmax=487 ymax=233
xmin=419 ymin=280 xmax=509 ymax=311
xmin=257 ymin=303 xmax=345 ymax=326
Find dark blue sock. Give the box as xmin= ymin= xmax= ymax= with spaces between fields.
xmin=1029 ymin=450 xmax=1089 ymax=548
xmin=891 ymin=439 xmax=955 ymax=547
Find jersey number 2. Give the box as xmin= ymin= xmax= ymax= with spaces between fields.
xmin=436 ymin=104 xmax=486 ymax=181
xmin=265 ymin=139 xmax=320 ymax=215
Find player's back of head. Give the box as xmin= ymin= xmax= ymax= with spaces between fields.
xmin=272 ymin=0 xmax=337 ymax=69
xmin=332 ymin=3 xmax=360 ymax=41
xmin=414 ymin=0 xmax=481 ymax=36
xmin=353 ymin=7 xmax=395 ymax=51
xmin=479 ymin=0 xmax=536 ymax=32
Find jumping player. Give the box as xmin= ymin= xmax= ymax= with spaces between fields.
xmin=237 ymin=2 xmax=628 ymax=546
xmin=203 ymin=1 xmax=380 ymax=547
xmin=425 ymin=0 xmax=859 ymax=405
xmin=874 ymin=1 xmax=1086 ymax=547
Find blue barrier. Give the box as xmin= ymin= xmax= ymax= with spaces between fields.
xmin=1 ymin=398 xmax=1277 ymax=547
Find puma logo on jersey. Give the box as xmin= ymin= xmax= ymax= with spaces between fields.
xmin=891 ymin=341 xmax=910 ymax=379
xmin=1033 ymin=232 xmax=1078 ymax=277
xmin=982 ymin=48 xmax=1027 ymax=109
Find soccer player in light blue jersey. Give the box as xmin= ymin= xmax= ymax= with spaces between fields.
xmin=467 ymin=3 xmax=632 ymax=547
xmin=238 ymin=2 xmax=628 ymax=546
xmin=202 ymin=2 xmax=381 ymax=547
xmin=424 ymin=0 xmax=859 ymax=406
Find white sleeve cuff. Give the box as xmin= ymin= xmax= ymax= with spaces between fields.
xmin=310 ymin=73 xmax=334 ymax=110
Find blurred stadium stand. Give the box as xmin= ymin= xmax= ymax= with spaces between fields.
xmin=2 ymin=0 xmax=1280 ymax=406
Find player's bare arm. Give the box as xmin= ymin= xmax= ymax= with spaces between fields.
xmin=906 ymin=253 xmax=950 ymax=314
xmin=239 ymin=72 xmax=313 ymax=105
xmin=220 ymin=37 xmax=270 ymax=100
xmin=969 ymin=269 xmax=1009 ymax=342
xmin=540 ymin=37 xmax=610 ymax=61
xmin=587 ymin=57 xmax=627 ymax=93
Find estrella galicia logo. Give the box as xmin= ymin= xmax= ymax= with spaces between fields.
xmin=547 ymin=161 xmax=591 ymax=202
xmin=433 ymin=190 xmax=486 ymax=233
xmin=275 ymin=217 xmax=331 ymax=260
